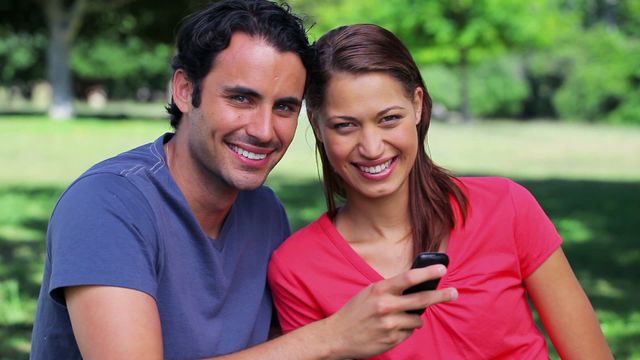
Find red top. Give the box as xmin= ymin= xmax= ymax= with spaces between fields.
xmin=269 ymin=177 xmax=562 ymax=359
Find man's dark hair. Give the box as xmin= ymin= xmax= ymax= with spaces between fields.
xmin=166 ymin=0 xmax=310 ymax=129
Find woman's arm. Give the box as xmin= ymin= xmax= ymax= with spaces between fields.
xmin=524 ymin=247 xmax=613 ymax=359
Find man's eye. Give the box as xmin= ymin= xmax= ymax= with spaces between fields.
xmin=231 ymin=95 xmax=249 ymax=103
xmin=275 ymin=104 xmax=292 ymax=112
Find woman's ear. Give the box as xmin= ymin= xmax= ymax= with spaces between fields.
xmin=172 ymin=69 xmax=193 ymax=113
xmin=413 ymin=87 xmax=424 ymax=125
xmin=307 ymin=109 xmax=323 ymax=143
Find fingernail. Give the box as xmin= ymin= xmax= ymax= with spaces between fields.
xmin=437 ymin=265 xmax=447 ymax=275
xmin=451 ymin=288 xmax=458 ymax=300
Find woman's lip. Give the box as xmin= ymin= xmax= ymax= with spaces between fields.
xmin=354 ymin=156 xmax=397 ymax=178
xmin=353 ymin=156 xmax=397 ymax=168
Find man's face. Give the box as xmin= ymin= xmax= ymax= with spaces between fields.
xmin=180 ymin=33 xmax=306 ymax=191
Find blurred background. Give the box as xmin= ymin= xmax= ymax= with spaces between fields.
xmin=0 ymin=0 xmax=639 ymax=358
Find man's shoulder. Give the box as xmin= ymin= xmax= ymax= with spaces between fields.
xmin=54 ymin=135 xmax=170 ymax=218
xmin=83 ymin=135 xmax=167 ymax=179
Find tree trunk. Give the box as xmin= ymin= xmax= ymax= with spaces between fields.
xmin=47 ymin=24 xmax=73 ymax=120
xmin=460 ymin=48 xmax=471 ymax=122
xmin=44 ymin=0 xmax=87 ymax=120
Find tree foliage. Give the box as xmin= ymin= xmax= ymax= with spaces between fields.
xmin=551 ymin=26 xmax=640 ymax=123
xmin=293 ymin=0 xmax=567 ymax=120
xmin=1 ymin=0 xmax=639 ymax=124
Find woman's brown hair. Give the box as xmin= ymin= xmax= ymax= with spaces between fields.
xmin=305 ymin=24 xmax=468 ymax=254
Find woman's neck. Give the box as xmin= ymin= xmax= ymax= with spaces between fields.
xmin=335 ymin=186 xmax=414 ymax=277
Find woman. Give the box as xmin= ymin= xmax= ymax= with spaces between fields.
xmin=268 ymin=24 xmax=612 ymax=359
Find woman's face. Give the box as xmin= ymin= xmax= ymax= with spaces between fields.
xmin=313 ymin=71 xmax=423 ymax=201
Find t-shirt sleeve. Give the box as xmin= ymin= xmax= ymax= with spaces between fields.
xmin=509 ymin=180 xmax=562 ymax=279
xmin=47 ymin=173 xmax=159 ymax=305
xmin=268 ymin=251 xmax=324 ymax=333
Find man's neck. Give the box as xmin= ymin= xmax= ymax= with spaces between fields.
xmin=164 ymin=134 xmax=238 ymax=239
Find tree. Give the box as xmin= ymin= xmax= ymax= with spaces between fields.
xmin=2 ymin=0 xmax=205 ymax=120
xmin=41 ymin=0 xmax=88 ymax=120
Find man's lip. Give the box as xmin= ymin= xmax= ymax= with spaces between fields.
xmin=228 ymin=144 xmax=273 ymax=162
xmin=226 ymin=141 xmax=274 ymax=155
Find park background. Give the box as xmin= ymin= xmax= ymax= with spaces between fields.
xmin=1 ymin=0 xmax=639 ymax=358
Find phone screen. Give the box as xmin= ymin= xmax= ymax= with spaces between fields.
xmin=402 ymin=252 xmax=449 ymax=315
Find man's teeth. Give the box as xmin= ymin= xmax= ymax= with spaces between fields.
xmin=359 ymin=159 xmax=392 ymax=174
xmin=231 ymin=145 xmax=266 ymax=160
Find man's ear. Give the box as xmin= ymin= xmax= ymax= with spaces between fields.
xmin=413 ymin=87 xmax=424 ymax=125
xmin=172 ymin=69 xmax=193 ymax=113
xmin=307 ymin=109 xmax=323 ymax=143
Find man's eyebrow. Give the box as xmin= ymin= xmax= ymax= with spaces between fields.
xmin=222 ymin=86 xmax=301 ymax=107
xmin=222 ymin=86 xmax=262 ymax=99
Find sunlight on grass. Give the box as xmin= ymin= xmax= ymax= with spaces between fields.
xmin=0 ymin=281 xmax=36 ymax=324
xmin=0 ymin=116 xmax=168 ymax=185
xmin=579 ymin=274 xmax=626 ymax=299
xmin=599 ymin=311 xmax=640 ymax=359
xmin=427 ymin=121 xmax=640 ymax=181
xmin=555 ymin=218 xmax=593 ymax=243
xmin=0 ymin=227 xmax=42 ymax=244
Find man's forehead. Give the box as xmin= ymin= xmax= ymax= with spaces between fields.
xmin=204 ymin=32 xmax=306 ymax=100
xmin=213 ymin=32 xmax=302 ymax=67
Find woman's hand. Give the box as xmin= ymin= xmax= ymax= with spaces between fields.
xmin=320 ymin=264 xmax=457 ymax=359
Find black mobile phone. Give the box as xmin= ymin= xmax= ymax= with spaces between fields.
xmin=402 ymin=252 xmax=449 ymax=315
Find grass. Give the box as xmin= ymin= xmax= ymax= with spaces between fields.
xmin=1 ymin=115 xmax=639 ymax=359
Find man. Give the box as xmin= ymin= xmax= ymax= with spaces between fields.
xmin=30 ymin=1 xmax=456 ymax=358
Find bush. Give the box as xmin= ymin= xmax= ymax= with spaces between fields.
xmin=422 ymin=65 xmax=460 ymax=112
xmin=71 ymin=37 xmax=172 ymax=99
xmin=469 ymin=55 xmax=529 ymax=118
xmin=0 ymin=32 xmax=46 ymax=87
xmin=552 ymin=27 xmax=640 ymax=124
xmin=422 ymin=55 xmax=530 ymax=119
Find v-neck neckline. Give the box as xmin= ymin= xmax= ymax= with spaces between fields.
xmin=318 ymin=213 xmax=457 ymax=285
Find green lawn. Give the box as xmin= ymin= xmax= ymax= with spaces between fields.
xmin=1 ymin=115 xmax=639 ymax=359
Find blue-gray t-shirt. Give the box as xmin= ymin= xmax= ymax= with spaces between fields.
xmin=30 ymin=133 xmax=291 ymax=359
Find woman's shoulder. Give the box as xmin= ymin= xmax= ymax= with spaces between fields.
xmin=457 ymin=176 xmax=539 ymax=209
xmin=457 ymin=175 xmax=517 ymax=188
xmin=457 ymin=176 xmax=520 ymax=196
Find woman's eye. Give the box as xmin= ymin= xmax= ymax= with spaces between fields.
xmin=333 ymin=122 xmax=354 ymax=129
xmin=382 ymin=114 xmax=401 ymax=122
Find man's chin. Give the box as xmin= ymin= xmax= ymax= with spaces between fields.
xmin=226 ymin=175 xmax=269 ymax=191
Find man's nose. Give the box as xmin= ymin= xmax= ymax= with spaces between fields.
xmin=246 ymin=107 xmax=275 ymax=143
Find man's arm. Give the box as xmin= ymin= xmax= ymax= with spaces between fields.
xmin=525 ymin=248 xmax=613 ymax=360
xmin=66 ymin=286 xmax=163 ymax=359
xmin=66 ymin=265 xmax=455 ymax=360
xmin=217 ymin=265 xmax=456 ymax=360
